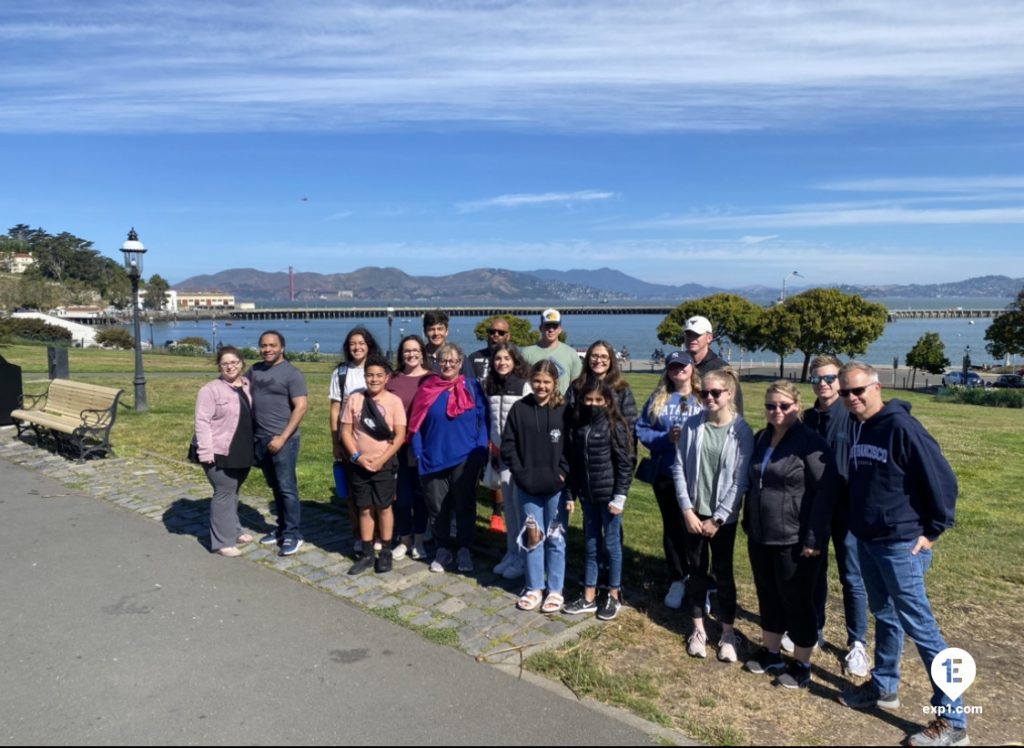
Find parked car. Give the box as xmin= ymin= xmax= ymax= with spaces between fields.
xmin=942 ymin=371 xmax=983 ymax=387
xmin=994 ymin=374 xmax=1024 ymax=389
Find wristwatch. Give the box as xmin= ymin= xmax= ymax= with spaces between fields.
xmin=350 ymin=451 xmax=362 ymax=464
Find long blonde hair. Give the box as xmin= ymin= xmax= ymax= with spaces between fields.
xmin=649 ymin=365 xmax=702 ymax=420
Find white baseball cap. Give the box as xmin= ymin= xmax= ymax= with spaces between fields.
xmin=684 ymin=315 xmax=713 ymax=336
xmin=540 ymin=308 xmax=562 ymax=325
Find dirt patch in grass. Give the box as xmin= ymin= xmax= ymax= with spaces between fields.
xmin=529 ymin=580 xmax=1024 ymax=746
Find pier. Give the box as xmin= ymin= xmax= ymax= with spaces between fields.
xmin=885 ymin=308 xmax=1000 ymax=322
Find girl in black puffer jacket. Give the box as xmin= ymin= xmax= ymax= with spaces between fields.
xmin=563 ymin=379 xmax=635 ymax=621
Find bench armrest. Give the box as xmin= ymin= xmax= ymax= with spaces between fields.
xmin=79 ymin=408 xmax=114 ymax=429
xmin=19 ymin=391 xmax=46 ymax=409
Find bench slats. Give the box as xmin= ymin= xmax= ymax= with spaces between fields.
xmin=12 ymin=379 xmax=124 ymax=461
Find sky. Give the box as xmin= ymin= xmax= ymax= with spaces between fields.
xmin=2 ymin=1 xmax=1024 ymax=290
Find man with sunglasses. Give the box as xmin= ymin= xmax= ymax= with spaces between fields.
xmin=837 ymin=362 xmax=966 ymax=748
xmin=522 ymin=308 xmax=582 ymax=395
xmin=466 ymin=316 xmax=512 ymax=381
xmin=803 ymin=355 xmax=869 ymax=678
xmin=684 ymin=315 xmax=744 ymax=415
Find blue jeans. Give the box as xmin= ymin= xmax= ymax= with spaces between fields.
xmin=518 ymin=488 xmax=568 ymax=594
xmin=582 ymin=502 xmax=622 ymax=590
xmin=814 ymin=496 xmax=869 ymax=646
xmin=394 ymin=460 xmax=428 ymax=537
xmin=858 ymin=538 xmax=966 ymax=729
xmin=256 ymin=434 xmax=301 ymax=543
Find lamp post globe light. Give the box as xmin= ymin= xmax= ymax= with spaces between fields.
xmin=780 ymin=270 xmax=803 ymax=304
xmin=120 ymin=228 xmax=148 ymax=413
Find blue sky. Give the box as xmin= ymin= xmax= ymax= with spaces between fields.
xmin=2 ymin=1 xmax=1024 ymax=290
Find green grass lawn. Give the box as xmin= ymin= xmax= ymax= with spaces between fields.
xmin=5 ymin=342 xmax=1022 ymax=744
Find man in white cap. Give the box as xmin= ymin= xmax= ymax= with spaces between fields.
xmin=522 ymin=308 xmax=582 ymax=395
xmin=685 ymin=315 xmax=744 ymax=415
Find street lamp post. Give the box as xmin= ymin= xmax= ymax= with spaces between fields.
xmin=780 ymin=270 xmax=803 ymax=304
xmin=120 ymin=228 xmax=148 ymax=413
xmin=386 ymin=306 xmax=395 ymax=361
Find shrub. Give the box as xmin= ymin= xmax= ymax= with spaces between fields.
xmin=168 ymin=344 xmax=209 ymax=357
xmin=936 ymin=386 xmax=1024 ymax=409
xmin=176 ymin=336 xmax=211 ymax=349
xmin=95 ymin=327 xmax=135 ymax=350
xmin=0 ymin=317 xmax=73 ymax=345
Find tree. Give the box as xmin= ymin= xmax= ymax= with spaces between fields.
xmin=144 ymin=274 xmax=171 ymax=311
xmin=985 ymin=288 xmax=1024 ymax=360
xmin=781 ymin=288 xmax=888 ymax=381
xmin=657 ymin=293 xmax=764 ymax=352
xmin=15 ymin=275 xmax=59 ymax=310
xmin=751 ymin=304 xmax=800 ymax=378
xmin=905 ymin=332 xmax=950 ymax=389
xmin=473 ymin=314 xmax=540 ymax=347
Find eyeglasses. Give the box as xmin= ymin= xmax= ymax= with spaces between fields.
xmin=219 ymin=361 xmax=242 ymax=369
xmin=589 ymin=354 xmax=611 ymax=362
xmin=809 ymin=374 xmax=839 ymax=385
xmin=487 ymin=328 xmax=509 ymax=336
xmin=438 ymin=359 xmax=461 ymax=367
xmin=839 ymin=384 xmax=877 ymax=398
xmin=764 ymin=402 xmax=795 ymax=413
xmin=700 ymin=389 xmax=727 ymax=400
xmin=402 ymin=349 xmax=422 ymax=357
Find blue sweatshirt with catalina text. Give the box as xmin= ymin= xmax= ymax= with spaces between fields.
xmin=847 ymin=399 xmax=958 ymax=543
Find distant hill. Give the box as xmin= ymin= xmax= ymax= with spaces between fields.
xmin=175 ymin=267 xmax=1022 ymax=304
xmin=528 ymin=267 xmax=723 ymax=299
xmin=174 ymin=267 xmax=633 ymax=303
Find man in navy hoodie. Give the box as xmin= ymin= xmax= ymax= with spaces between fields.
xmin=836 ymin=362 xmax=967 ymax=748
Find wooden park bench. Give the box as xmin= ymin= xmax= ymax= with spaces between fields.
xmin=11 ymin=379 xmax=124 ymax=461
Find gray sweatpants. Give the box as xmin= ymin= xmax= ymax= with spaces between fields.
xmin=204 ymin=464 xmax=251 ymax=551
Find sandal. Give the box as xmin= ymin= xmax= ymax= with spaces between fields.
xmin=216 ymin=547 xmax=242 ymax=557
xmin=541 ymin=592 xmax=564 ymax=614
xmin=517 ymin=589 xmax=543 ymax=611
xmin=237 ymin=533 xmax=254 ymax=544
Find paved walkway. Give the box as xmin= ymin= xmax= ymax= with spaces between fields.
xmin=0 ymin=434 xmax=599 ymax=671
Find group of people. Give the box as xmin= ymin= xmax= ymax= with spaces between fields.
xmin=193 ymin=308 xmax=967 ymax=748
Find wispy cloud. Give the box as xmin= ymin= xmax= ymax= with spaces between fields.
xmin=457 ymin=190 xmax=616 ymax=213
xmin=3 ymin=1 xmax=1024 ymax=132
xmin=817 ymin=176 xmax=1024 ymax=193
xmin=739 ymin=235 xmax=779 ymax=245
xmin=642 ymin=206 xmax=1024 ymax=230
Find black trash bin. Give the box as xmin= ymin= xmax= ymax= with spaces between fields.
xmin=47 ymin=346 xmax=69 ymax=380
xmin=0 ymin=355 xmax=23 ymax=426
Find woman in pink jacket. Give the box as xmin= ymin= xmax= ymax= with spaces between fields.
xmin=194 ymin=346 xmax=255 ymax=557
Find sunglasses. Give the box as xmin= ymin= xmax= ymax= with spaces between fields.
xmin=839 ymin=384 xmax=876 ymax=398
xmin=764 ymin=402 xmax=795 ymax=413
xmin=487 ymin=328 xmax=509 ymax=336
xmin=700 ymin=389 xmax=727 ymax=400
xmin=809 ymin=374 xmax=839 ymax=385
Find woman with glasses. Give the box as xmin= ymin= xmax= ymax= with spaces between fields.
xmin=671 ymin=367 xmax=753 ymax=662
xmin=568 ymin=340 xmax=638 ymax=431
xmin=408 ymin=343 xmax=489 ymax=574
xmin=194 ymin=346 xmax=255 ymax=557
xmin=636 ymin=351 xmax=704 ymax=609
xmin=742 ymin=381 xmax=838 ymax=690
xmin=385 ymin=335 xmax=432 ymax=561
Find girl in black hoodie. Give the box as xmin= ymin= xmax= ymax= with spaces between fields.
xmin=563 ymin=378 xmax=635 ymax=621
xmin=501 ymin=360 xmax=571 ymax=614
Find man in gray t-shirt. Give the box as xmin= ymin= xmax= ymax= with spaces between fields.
xmin=249 ymin=331 xmax=308 ymax=556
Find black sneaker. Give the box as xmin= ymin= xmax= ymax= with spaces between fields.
xmin=375 ymin=548 xmax=393 ymax=574
xmin=775 ymin=660 xmax=811 ymax=689
xmin=744 ymin=647 xmax=786 ymax=675
xmin=348 ymin=553 xmax=375 ymax=576
xmin=279 ymin=538 xmax=303 ymax=556
xmin=259 ymin=533 xmax=279 ymax=545
xmin=596 ymin=595 xmax=622 ymax=621
xmin=838 ymin=680 xmax=901 ymax=710
xmin=563 ymin=595 xmax=599 ymax=616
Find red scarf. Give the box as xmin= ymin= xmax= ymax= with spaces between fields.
xmin=406 ymin=373 xmax=475 ymax=439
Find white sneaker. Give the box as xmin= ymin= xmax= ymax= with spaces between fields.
xmin=781 ymin=632 xmax=795 ymax=654
xmin=687 ymin=630 xmax=707 ymax=658
xmin=717 ymin=631 xmax=738 ymax=663
xmin=844 ymin=641 xmax=870 ymax=678
xmin=501 ymin=558 xmax=525 ymax=580
xmin=391 ymin=543 xmax=408 ymax=561
xmin=664 ymin=580 xmax=686 ymax=609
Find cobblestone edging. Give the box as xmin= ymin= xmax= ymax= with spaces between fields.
xmin=1 ymin=435 xmax=598 ymax=668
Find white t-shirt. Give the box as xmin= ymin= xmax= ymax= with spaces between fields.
xmin=328 ymin=364 xmax=367 ymax=403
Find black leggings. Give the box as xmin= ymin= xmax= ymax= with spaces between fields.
xmin=748 ymin=539 xmax=823 ymax=648
xmin=653 ymin=474 xmax=689 ymax=583
xmin=684 ymin=519 xmax=737 ymax=623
